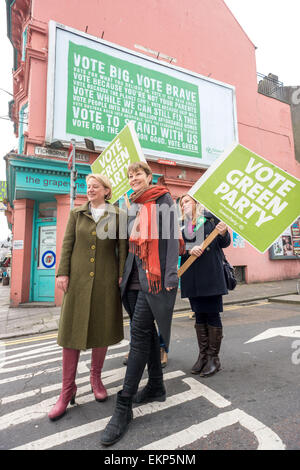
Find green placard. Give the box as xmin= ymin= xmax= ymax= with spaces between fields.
xmin=189 ymin=144 xmax=300 ymax=253
xmin=66 ymin=41 xmax=201 ymax=158
xmin=0 ymin=181 xmax=7 ymax=201
xmin=91 ymin=121 xmax=146 ymax=204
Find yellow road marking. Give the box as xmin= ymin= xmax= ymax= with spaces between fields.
xmin=3 ymin=301 xmax=269 ymax=346
xmin=3 ymin=333 xmax=58 ymax=346
xmin=224 ymin=301 xmax=269 ymax=311
xmin=173 ymin=301 xmax=269 ymax=318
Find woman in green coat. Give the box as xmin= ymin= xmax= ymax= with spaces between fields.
xmin=48 ymin=174 xmax=127 ymax=421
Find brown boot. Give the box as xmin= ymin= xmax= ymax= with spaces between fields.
xmin=160 ymin=347 xmax=168 ymax=368
xmin=200 ymin=326 xmax=223 ymax=377
xmin=191 ymin=323 xmax=208 ymax=374
xmin=123 ymin=352 xmax=129 ymax=366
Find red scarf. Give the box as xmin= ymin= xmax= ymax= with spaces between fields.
xmin=129 ymin=186 xmax=169 ymax=293
xmin=129 ymin=185 xmax=185 ymax=293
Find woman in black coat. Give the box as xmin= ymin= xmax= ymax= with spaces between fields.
xmin=179 ymin=194 xmax=231 ymax=378
xmin=101 ymin=161 xmax=181 ymax=446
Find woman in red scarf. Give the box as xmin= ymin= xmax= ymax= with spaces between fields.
xmin=101 ymin=161 xmax=181 ymax=446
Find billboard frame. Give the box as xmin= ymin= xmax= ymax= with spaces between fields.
xmin=46 ymin=21 xmax=238 ymax=169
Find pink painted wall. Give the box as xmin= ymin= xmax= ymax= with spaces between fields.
xmin=18 ymin=0 xmax=300 ymax=284
xmin=10 ymin=199 xmax=34 ymax=306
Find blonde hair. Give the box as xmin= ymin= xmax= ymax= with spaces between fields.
xmin=179 ymin=194 xmax=203 ymax=224
xmin=86 ymin=173 xmax=112 ymax=200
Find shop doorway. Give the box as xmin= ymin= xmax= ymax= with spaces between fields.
xmin=31 ymin=202 xmax=57 ymax=302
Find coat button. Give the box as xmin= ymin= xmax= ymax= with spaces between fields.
xmin=91 ymin=245 xmax=96 ymax=250
xmin=90 ymin=258 xmax=95 ymax=263
xmin=90 ymin=272 xmax=94 ymax=277
xmin=92 ymin=231 xmax=96 ymax=236
xmin=207 ymin=247 xmax=210 ymax=251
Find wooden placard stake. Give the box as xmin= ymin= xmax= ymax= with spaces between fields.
xmin=124 ymin=193 xmax=131 ymax=209
xmin=178 ymin=227 xmax=219 ymax=278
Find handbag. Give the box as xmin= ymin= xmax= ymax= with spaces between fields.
xmin=222 ymin=252 xmax=237 ymax=290
xmin=208 ymin=217 xmax=237 ymax=291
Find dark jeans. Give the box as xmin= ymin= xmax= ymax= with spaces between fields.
xmin=122 ymin=290 xmax=163 ymax=396
xmin=195 ymin=311 xmax=222 ymax=328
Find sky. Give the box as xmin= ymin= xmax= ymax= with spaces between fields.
xmin=0 ymin=0 xmax=299 ymax=241
xmin=224 ymin=0 xmax=300 ymax=85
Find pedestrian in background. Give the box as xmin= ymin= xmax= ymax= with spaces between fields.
xmin=48 ymin=174 xmax=127 ymax=421
xmin=101 ymin=161 xmax=181 ymax=446
xmin=179 ymin=194 xmax=231 ymax=378
xmin=123 ymin=332 xmax=168 ymax=368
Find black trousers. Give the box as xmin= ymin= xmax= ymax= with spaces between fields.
xmin=189 ymin=295 xmax=223 ymax=327
xmin=195 ymin=311 xmax=222 ymax=327
xmin=122 ymin=290 xmax=163 ymax=396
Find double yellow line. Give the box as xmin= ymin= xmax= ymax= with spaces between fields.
xmin=2 ymin=301 xmax=269 ymax=347
xmin=2 ymin=332 xmax=58 ymax=347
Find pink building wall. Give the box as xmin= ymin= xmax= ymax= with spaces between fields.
xmin=10 ymin=199 xmax=34 ymax=306
xmin=8 ymin=0 xmax=300 ymax=295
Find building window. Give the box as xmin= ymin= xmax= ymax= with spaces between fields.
xmin=22 ymin=27 xmax=28 ymax=61
xmin=234 ymin=266 xmax=245 ymax=284
xmin=18 ymin=102 xmax=28 ymax=154
xmin=38 ymin=202 xmax=57 ymax=219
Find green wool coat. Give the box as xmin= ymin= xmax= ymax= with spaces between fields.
xmin=56 ymin=202 xmax=128 ymax=350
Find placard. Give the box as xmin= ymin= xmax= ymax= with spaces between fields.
xmin=91 ymin=121 xmax=146 ymax=204
xmin=189 ymin=144 xmax=300 ymax=253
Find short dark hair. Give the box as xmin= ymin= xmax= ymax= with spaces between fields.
xmin=127 ymin=161 xmax=152 ymax=179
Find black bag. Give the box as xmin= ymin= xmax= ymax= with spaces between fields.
xmin=222 ymin=252 xmax=237 ymax=291
xmin=209 ymin=217 xmax=237 ymax=291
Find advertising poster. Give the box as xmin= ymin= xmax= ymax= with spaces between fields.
xmin=270 ymin=218 xmax=300 ymax=259
xmin=38 ymin=226 xmax=57 ymax=269
xmin=189 ymin=144 xmax=300 ymax=253
xmin=66 ymin=41 xmax=201 ymax=159
xmin=46 ymin=22 xmax=237 ymax=168
xmin=232 ymin=232 xmax=245 ymax=248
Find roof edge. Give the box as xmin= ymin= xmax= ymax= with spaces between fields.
xmin=222 ymin=0 xmax=257 ymax=50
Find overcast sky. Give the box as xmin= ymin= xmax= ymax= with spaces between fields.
xmin=0 ymin=0 xmax=299 ymax=240
xmin=224 ymin=0 xmax=300 ymax=85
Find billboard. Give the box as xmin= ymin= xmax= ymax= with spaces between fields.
xmin=46 ymin=21 xmax=238 ymax=168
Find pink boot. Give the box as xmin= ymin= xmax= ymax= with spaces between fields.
xmin=48 ymin=348 xmax=80 ymax=421
xmin=90 ymin=347 xmax=108 ymax=402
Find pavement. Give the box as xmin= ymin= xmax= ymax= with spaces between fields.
xmin=0 ymin=279 xmax=299 ymax=340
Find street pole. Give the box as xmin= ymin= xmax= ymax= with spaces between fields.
xmin=70 ymin=138 xmax=76 ymax=210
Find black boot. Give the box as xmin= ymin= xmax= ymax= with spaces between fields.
xmin=133 ymin=331 xmax=166 ymax=405
xmin=100 ymin=391 xmax=133 ymax=446
xmin=200 ymin=326 xmax=223 ymax=377
xmin=191 ymin=323 xmax=208 ymax=374
xmin=133 ymin=379 xmax=166 ymax=404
